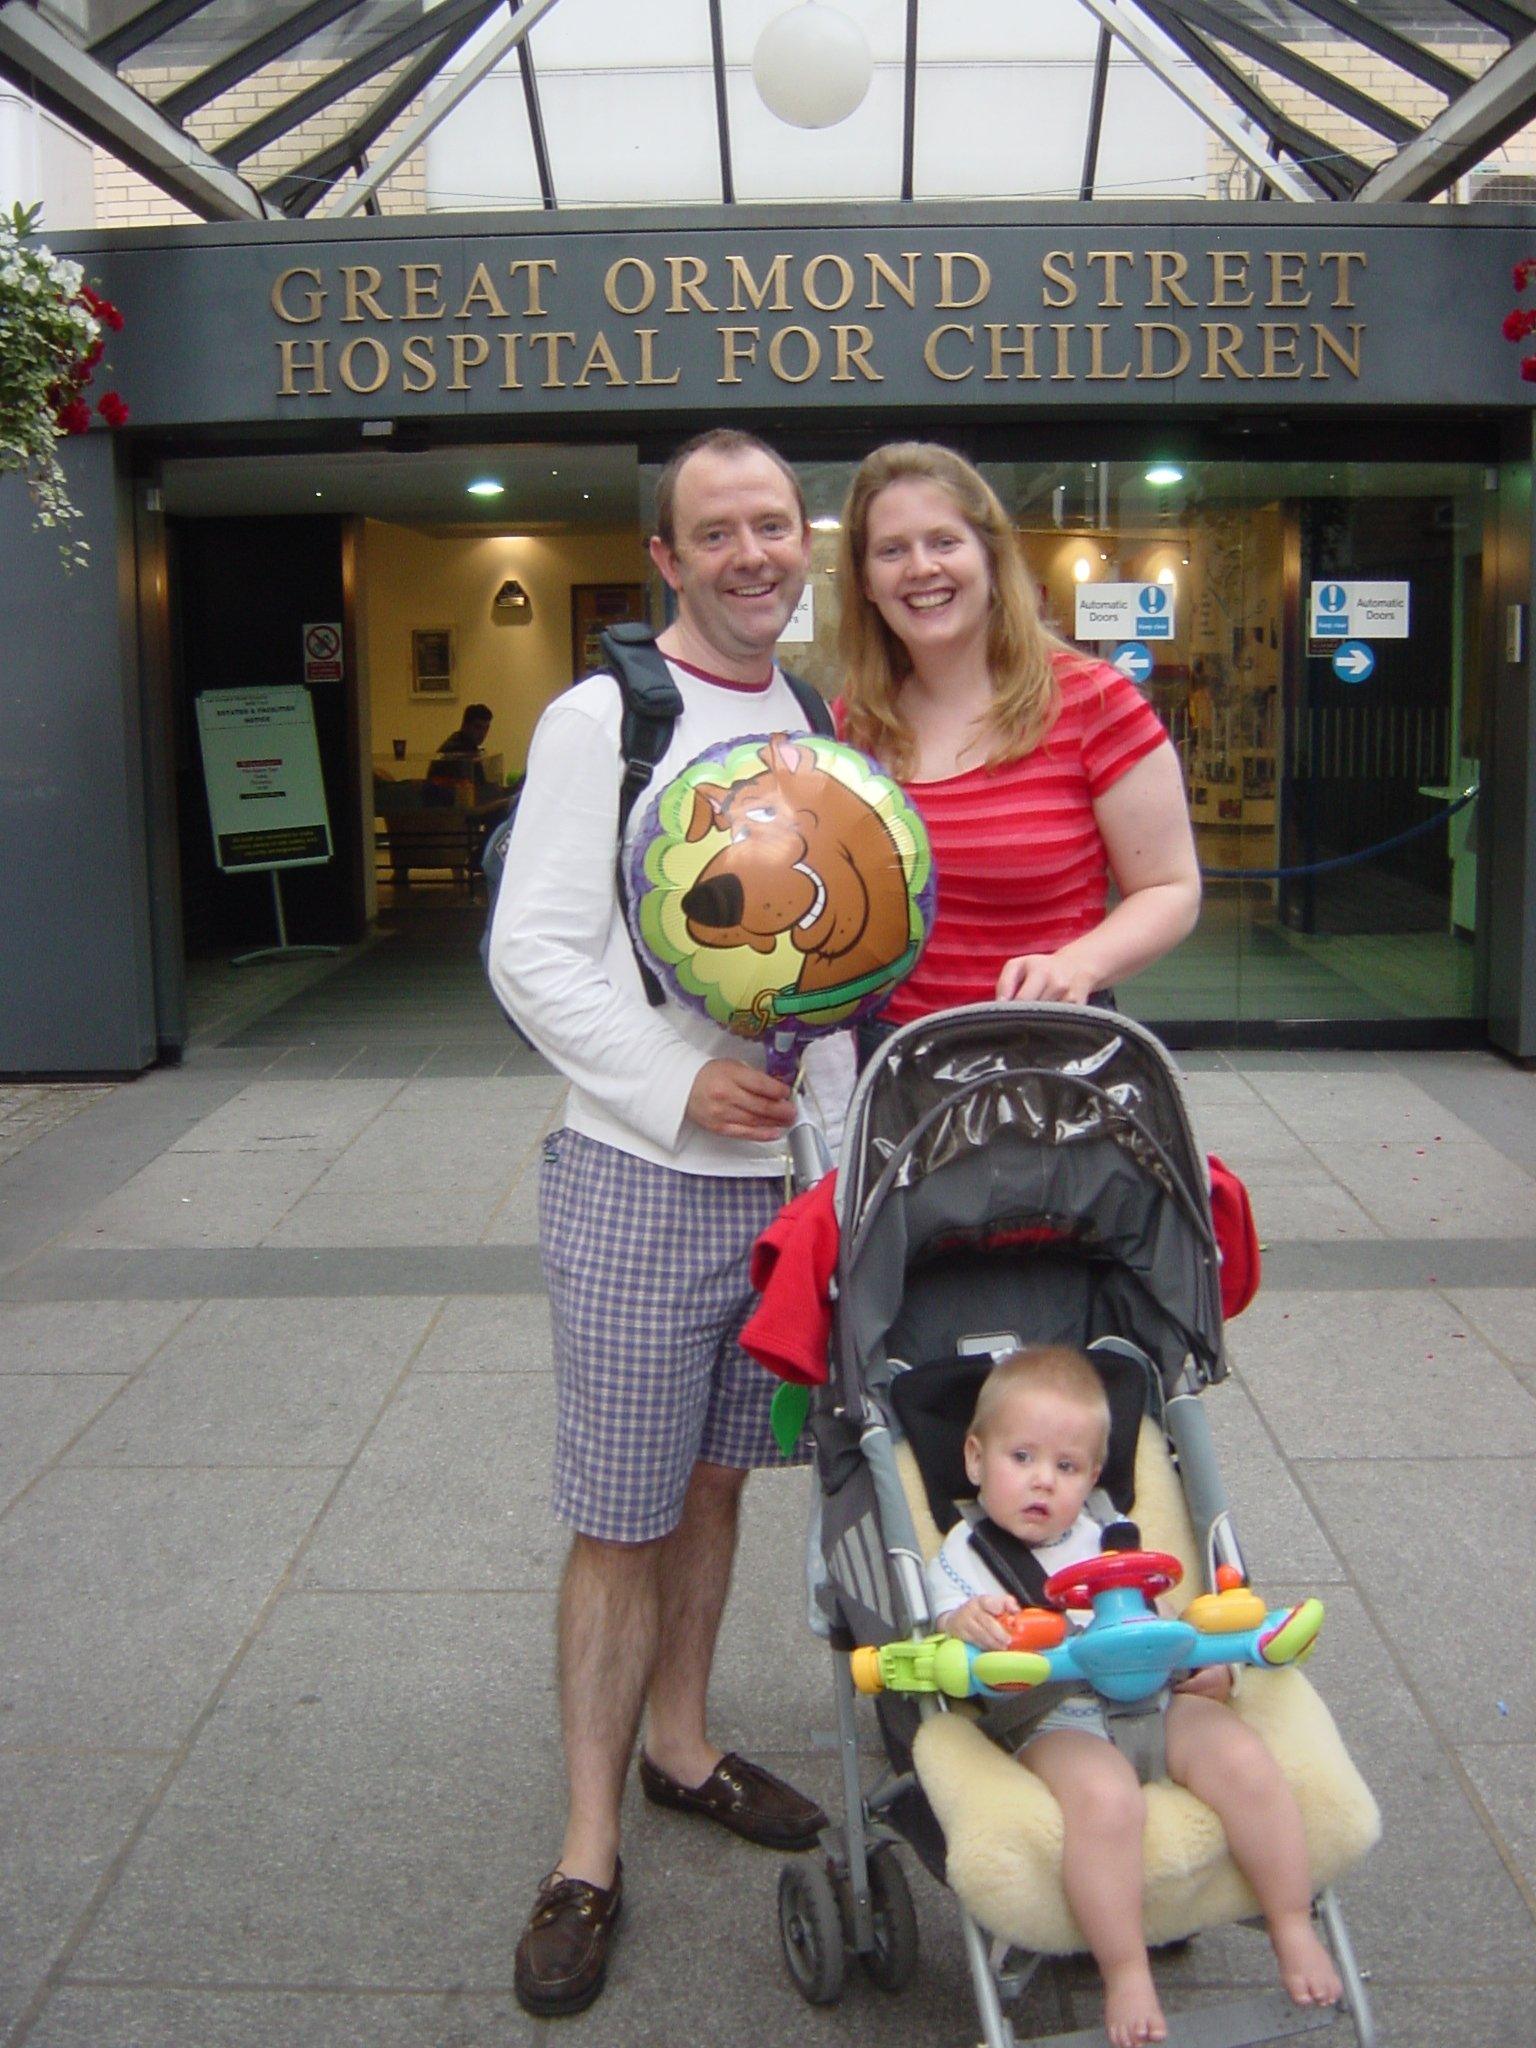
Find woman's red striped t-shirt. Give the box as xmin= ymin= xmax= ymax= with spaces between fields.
xmin=846 ymin=654 xmax=1168 ymax=1025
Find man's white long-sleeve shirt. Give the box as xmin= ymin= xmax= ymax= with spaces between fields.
xmin=488 ymin=657 xmax=854 ymax=1175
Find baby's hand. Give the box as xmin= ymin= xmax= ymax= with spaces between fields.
xmin=939 ymin=1594 xmax=1020 ymax=1649
xmin=1174 ymin=1664 xmax=1234 ymax=1702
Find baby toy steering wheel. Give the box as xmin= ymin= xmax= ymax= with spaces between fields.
xmin=1043 ymin=1548 xmax=1184 ymax=1611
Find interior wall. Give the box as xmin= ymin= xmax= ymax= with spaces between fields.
xmin=361 ymin=521 xmax=651 ymax=775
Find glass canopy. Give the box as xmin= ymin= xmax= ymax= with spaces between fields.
xmin=5 ymin=0 xmax=1535 ymax=221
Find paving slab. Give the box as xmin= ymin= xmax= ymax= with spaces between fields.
xmin=0 ymin=1375 xmax=129 ymax=1510
xmin=295 ymin=1373 xmax=562 ymax=1591
xmin=0 ymin=1754 xmax=167 ymax=2042
xmin=262 ymin=1187 xmax=511 ymax=1249
xmin=1242 ymin=1070 xmax=1487 ymax=1146
xmin=1242 ymin=1180 xmax=1385 ymax=1243
xmin=1456 ymin=1743 xmax=1536 ymax=1904
xmin=59 ymin=1153 xmax=328 ymax=1250
xmin=166 ymin=1080 xmax=404 ymax=1155
xmin=0 ymin=1468 xmax=335 ymax=1750
xmin=1195 ymin=1378 xmax=1345 ymax=1584
xmin=61 ymin=1297 xmax=440 ymax=1468
xmin=1227 ymin=1292 xmax=1536 ymax=1460
xmin=0 ymin=1300 xmax=196 ymax=1374
xmin=1299 ymin=1461 xmax=1536 ymax=1745
xmin=410 ymin=1295 xmax=551 ymax=1375
xmin=1438 ymin=1287 xmax=1536 ymax=1369
xmin=1304 ymin=1140 xmax=1536 ymax=1238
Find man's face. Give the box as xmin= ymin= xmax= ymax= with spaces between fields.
xmin=649 ymin=449 xmax=811 ymax=670
xmin=466 ymin=713 xmax=492 ymax=746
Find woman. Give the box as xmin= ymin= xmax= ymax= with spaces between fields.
xmin=836 ymin=444 xmax=1200 ymax=1030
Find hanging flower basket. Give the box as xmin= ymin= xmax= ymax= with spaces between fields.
xmin=0 ymin=203 xmax=129 ymax=566
xmin=1503 ymin=260 xmax=1536 ymax=383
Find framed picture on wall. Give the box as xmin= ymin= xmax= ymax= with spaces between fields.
xmin=410 ymin=627 xmax=456 ymax=699
xmin=571 ymin=583 xmax=647 ymax=676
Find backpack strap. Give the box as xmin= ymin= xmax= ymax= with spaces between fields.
xmin=596 ymin=620 xmax=835 ymax=1007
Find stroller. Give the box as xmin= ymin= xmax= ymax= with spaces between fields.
xmin=777 ymin=1002 xmax=1380 ymax=2047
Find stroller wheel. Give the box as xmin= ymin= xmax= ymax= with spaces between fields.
xmin=859 ymin=1843 xmax=919 ymax=1992
xmin=778 ymin=1858 xmax=846 ymax=2004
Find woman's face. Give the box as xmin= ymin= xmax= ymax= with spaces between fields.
xmin=860 ymin=477 xmax=993 ymax=667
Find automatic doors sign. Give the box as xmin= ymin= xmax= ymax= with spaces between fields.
xmin=1308 ymin=581 xmax=1409 ymax=639
xmin=195 ymin=687 xmax=333 ymax=872
xmin=1332 ymin=640 xmax=1376 ymax=684
xmin=303 ymin=621 xmax=343 ymax=683
xmin=1075 ymin=583 xmax=1175 ymax=641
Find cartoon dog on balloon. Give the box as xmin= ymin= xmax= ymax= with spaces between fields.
xmin=630 ymin=732 xmax=933 ymax=1075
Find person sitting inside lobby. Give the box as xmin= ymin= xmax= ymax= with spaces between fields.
xmin=427 ymin=703 xmax=495 ymax=798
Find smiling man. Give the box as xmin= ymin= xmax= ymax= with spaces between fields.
xmin=489 ymin=429 xmax=849 ymax=2017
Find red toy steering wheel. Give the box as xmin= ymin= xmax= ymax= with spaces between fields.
xmin=1043 ymin=1549 xmax=1184 ymax=1611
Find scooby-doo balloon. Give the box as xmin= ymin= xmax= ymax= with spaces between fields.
xmin=629 ymin=733 xmax=933 ymax=1076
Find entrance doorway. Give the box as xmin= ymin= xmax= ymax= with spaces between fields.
xmin=155 ymin=440 xmax=647 ymax=1048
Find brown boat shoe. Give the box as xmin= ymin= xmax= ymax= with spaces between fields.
xmin=513 ymin=1860 xmax=623 ymax=2017
xmin=638 ymin=1751 xmax=826 ymax=1850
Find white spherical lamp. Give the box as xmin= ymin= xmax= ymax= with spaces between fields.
xmin=752 ymin=3 xmax=874 ymax=130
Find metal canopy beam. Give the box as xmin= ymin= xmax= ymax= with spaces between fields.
xmin=900 ymin=0 xmax=919 ymax=202
xmin=1443 ymin=0 xmax=1536 ymax=38
xmin=320 ymin=0 xmax=566 ymax=215
xmin=1358 ymin=27 xmax=1536 ymax=197
xmin=513 ymin=0 xmax=555 ymax=209
xmin=707 ymin=0 xmax=733 ymax=203
xmin=1166 ymin=0 xmax=1417 ymax=144
xmin=261 ymin=4 xmax=500 ymax=213
xmin=88 ymin=0 xmax=217 ymax=69
xmin=1281 ymin=0 xmax=1470 ymax=99
xmin=0 ymin=0 xmax=274 ymax=217
xmin=1080 ymin=22 xmax=1111 ymax=199
xmin=1072 ymin=0 xmax=1326 ymax=199
xmin=1131 ymin=0 xmax=1368 ymax=196
xmin=213 ymin=0 xmax=498 ymax=167
xmin=159 ymin=0 xmax=364 ymax=123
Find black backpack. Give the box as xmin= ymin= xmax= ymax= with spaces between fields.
xmin=481 ymin=621 xmax=834 ymax=1027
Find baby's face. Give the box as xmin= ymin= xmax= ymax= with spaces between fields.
xmin=964 ymin=1387 xmax=1104 ymax=1547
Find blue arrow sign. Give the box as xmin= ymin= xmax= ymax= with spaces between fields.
xmin=1332 ymin=640 xmax=1375 ymax=683
xmin=1111 ymin=641 xmax=1154 ymax=684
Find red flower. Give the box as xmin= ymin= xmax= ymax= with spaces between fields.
xmin=54 ymin=398 xmax=92 ymax=435
xmin=96 ymin=391 xmax=130 ymax=427
xmin=78 ymin=283 xmax=125 ymax=332
xmin=1521 ymin=356 xmax=1536 ymax=383
xmin=1515 ymin=260 xmax=1536 ymax=290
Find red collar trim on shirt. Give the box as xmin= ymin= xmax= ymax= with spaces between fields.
xmin=667 ymin=654 xmax=776 ymax=693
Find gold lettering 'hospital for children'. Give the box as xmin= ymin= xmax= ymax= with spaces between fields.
xmin=270 ymin=244 xmax=1369 ymax=400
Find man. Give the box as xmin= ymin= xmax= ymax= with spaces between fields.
xmin=434 ymin=702 xmax=494 ymax=767
xmin=489 ymin=430 xmax=847 ymax=2017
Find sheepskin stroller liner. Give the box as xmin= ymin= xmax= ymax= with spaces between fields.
xmin=787 ymin=1001 xmax=1379 ymax=2048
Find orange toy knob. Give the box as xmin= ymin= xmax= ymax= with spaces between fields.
xmin=1004 ymin=1608 xmax=1069 ymax=1652
xmin=1215 ymin=1564 xmax=1246 ymax=1592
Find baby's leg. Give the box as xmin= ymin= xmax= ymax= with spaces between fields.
xmin=1165 ymin=1694 xmax=1342 ymax=2008
xmin=1022 ymin=1730 xmax=1165 ymax=2048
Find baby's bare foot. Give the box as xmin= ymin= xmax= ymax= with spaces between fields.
xmin=1271 ymin=1913 xmax=1343 ymax=2007
xmin=1102 ymin=1961 xmax=1168 ymax=2047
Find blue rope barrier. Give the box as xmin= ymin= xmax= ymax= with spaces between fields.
xmin=1200 ymin=785 xmax=1479 ymax=883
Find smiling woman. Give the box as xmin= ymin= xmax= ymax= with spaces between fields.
xmin=835 ymin=442 xmax=1201 ymax=1033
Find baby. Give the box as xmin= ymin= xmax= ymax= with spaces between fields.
xmin=926 ymin=1345 xmax=1343 ymax=2048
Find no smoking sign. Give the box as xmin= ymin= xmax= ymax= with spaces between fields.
xmin=302 ymin=622 xmax=343 ymax=683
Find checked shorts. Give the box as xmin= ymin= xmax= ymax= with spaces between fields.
xmin=539 ymin=1127 xmax=800 ymax=1544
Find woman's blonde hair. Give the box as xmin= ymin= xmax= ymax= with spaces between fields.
xmin=836 ymin=442 xmax=1075 ymax=780
xmin=968 ymin=1345 xmax=1110 ymax=1467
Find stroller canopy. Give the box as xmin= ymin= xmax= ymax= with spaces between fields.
xmin=834 ymin=1004 xmax=1226 ymax=1406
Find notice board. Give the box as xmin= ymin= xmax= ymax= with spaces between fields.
xmin=195 ymin=687 xmax=333 ymax=872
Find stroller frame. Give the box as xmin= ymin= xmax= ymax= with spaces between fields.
xmin=780 ymin=1003 xmax=1377 ymax=2048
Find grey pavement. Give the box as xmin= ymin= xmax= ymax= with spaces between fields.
xmin=2 ymin=928 xmax=1534 ymax=2048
